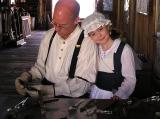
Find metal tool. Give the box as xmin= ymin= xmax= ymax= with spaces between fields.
xmin=6 ymin=97 xmax=29 ymax=112
xmin=68 ymin=99 xmax=85 ymax=111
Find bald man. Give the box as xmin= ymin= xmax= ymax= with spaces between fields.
xmin=15 ymin=0 xmax=97 ymax=98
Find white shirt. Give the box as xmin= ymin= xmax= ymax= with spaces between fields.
xmin=29 ymin=26 xmax=97 ymax=97
xmin=90 ymin=39 xmax=136 ymax=99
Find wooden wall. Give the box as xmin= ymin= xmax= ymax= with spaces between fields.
xmin=131 ymin=0 xmax=156 ymax=63
xmin=0 ymin=13 xmax=2 ymax=46
xmin=112 ymin=0 xmax=157 ymax=66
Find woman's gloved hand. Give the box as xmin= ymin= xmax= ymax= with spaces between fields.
xmin=15 ymin=72 xmax=32 ymax=96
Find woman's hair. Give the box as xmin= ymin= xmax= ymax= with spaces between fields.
xmin=105 ymin=25 xmax=120 ymax=40
xmin=110 ymin=29 xmax=120 ymax=40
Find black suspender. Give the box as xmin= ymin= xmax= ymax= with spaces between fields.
xmin=114 ymin=41 xmax=125 ymax=74
xmin=42 ymin=31 xmax=56 ymax=85
xmin=69 ymin=31 xmax=84 ymax=78
xmin=44 ymin=30 xmax=84 ymax=79
xmin=45 ymin=31 xmax=56 ymax=65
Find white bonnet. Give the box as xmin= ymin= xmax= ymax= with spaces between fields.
xmin=81 ymin=12 xmax=112 ymax=37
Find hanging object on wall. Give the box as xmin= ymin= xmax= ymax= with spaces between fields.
xmin=20 ymin=0 xmax=26 ymax=3
xmin=136 ymin=0 xmax=150 ymax=15
xmin=38 ymin=0 xmax=46 ymax=24
xmin=103 ymin=0 xmax=113 ymax=11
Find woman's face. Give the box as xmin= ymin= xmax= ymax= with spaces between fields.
xmin=88 ymin=25 xmax=110 ymax=44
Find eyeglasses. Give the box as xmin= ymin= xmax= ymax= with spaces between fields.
xmin=51 ymin=21 xmax=70 ymax=29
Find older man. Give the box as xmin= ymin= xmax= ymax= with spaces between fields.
xmin=15 ymin=0 xmax=97 ymax=98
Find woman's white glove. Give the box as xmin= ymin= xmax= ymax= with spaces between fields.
xmin=15 ymin=72 xmax=32 ymax=95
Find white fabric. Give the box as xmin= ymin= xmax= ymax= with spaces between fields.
xmin=28 ymin=26 xmax=97 ymax=97
xmin=90 ymin=39 xmax=136 ymax=99
xmin=81 ymin=12 xmax=112 ymax=37
xmin=90 ymin=85 xmax=113 ymax=99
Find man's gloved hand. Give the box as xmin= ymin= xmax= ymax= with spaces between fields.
xmin=26 ymin=84 xmax=55 ymax=99
xmin=15 ymin=72 xmax=32 ymax=96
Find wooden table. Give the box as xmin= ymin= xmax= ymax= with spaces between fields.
xmin=1 ymin=96 xmax=160 ymax=119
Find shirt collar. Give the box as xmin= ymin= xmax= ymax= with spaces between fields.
xmin=112 ymin=38 xmax=121 ymax=53
xmin=57 ymin=25 xmax=82 ymax=44
xmin=99 ymin=38 xmax=121 ymax=54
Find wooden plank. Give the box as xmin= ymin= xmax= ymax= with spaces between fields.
xmin=0 ymin=31 xmax=46 ymax=95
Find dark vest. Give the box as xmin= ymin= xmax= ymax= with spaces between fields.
xmin=96 ymin=41 xmax=126 ymax=91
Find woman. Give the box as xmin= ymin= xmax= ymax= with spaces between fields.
xmin=82 ymin=12 xmax=136 ymax=100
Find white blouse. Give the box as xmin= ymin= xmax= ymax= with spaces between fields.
xmin=29 ymin=26 xmax=97 ymax=97
xmin=90 ymin=39 xmax=136 ymax=99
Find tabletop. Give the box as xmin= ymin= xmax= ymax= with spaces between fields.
xmin=1 ymin=95 xmax=160 ymax=119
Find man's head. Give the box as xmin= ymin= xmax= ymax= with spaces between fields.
xmin=53 ymin=0 xmax=80 ymax=39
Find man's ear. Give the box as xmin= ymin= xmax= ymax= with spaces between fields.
xmin=74 ymin=16 xmax=80 ymax=24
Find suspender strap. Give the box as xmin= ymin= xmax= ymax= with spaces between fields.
xmin=114 ymin=41 xmax=125 ymax=74
xmin=43 ymin=30 xmax=84 ymax=79
xmin=42 ymin=31 xmax=56 ymax=85
xmin=69 ymin=31 xmax=84 ymax=79
xmin=45 ymin=31 xmax=56 ymax=65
